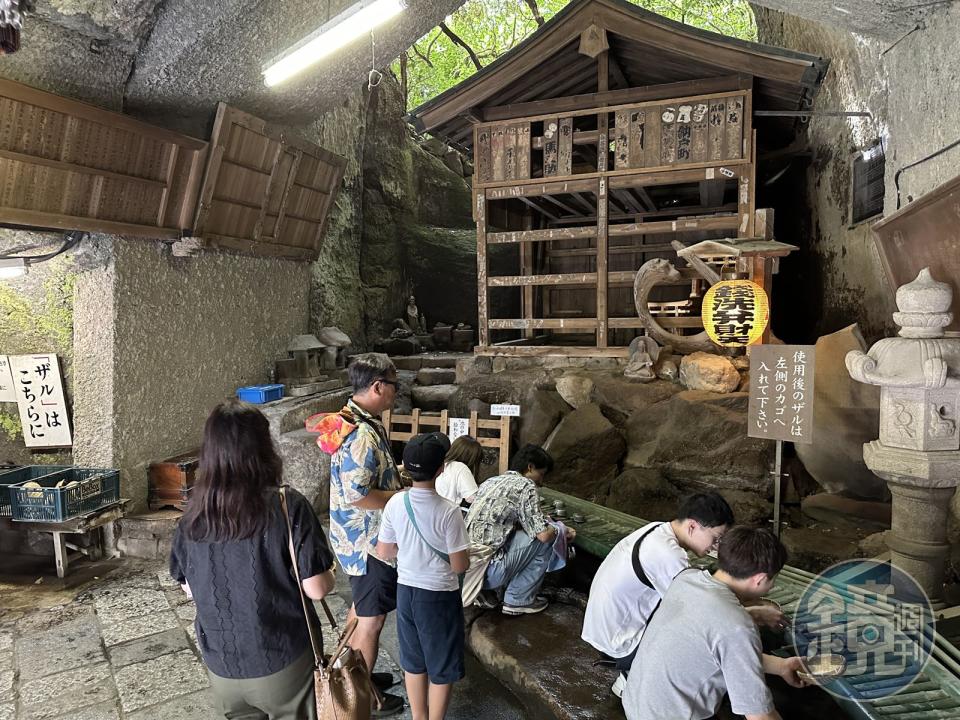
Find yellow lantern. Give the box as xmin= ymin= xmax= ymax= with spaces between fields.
xmin=701 ymin=278 xmax=769 ymax=347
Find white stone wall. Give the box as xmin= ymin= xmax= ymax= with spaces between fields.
xmin=755 ymin=2 xmax=960 ymax=343
xmin=74 ymin=238 xmax=310 ymax=510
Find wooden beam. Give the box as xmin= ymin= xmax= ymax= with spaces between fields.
xmin=548 ymin=242 xmax=677 ymax=258
xmin=0 ymin=148 xmax=168 ymax=189
xmin=489 ymin=318 xmax=597 ymax=329
xmin=609 ymin=317 xmax=703 ymax=329
xmin=478 ymin=75 xmax=750 ymax=124
xmin=485 ymin=177 xmax=598 ymax=198
xmin=475 ymin=345 xmax=630 ymax=358
xmin=608 ymin=215 xmax=740 ymax=236
xmin=531 ymin=129 xmax=601 ymax=149
xmin=607 ymin=164 xmax=744 ymax=191
xmin=0 ymin=206 xmax=180 ymax=239
xmin=489 ymin=272 xmax=596 ymax=287
xmin=486 ymin=226 xmax=596 ymax=244
xmin=518 ymin=196 xmax=560 ymax=221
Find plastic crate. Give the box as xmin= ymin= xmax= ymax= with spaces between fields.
xmin=0 ymin=465 xmax=69 ymax=517
xmin=237 ymin=384 xmax=284 ymax=404
xmin=11 ymin=468 xmax=120 ymax=522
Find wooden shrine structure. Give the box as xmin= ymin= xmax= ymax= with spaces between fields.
xmin=409 ymin=0 xmax=828 ymax=357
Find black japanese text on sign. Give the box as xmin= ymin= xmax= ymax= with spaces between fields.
xmin=747 ymin=345 xmax=815 ymax=444
xmin=10 ymin=354 xmax=73 ymax=448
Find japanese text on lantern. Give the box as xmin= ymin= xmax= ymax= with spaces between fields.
xmin=747 ymin=345 xmax=815 ymax=444
xmin=9 ymin=354 xmax=72 ymax=448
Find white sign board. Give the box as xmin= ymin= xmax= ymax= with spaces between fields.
xmin=490 ymin=404 xmax=520 ymax=417
xmin=747 ymin=345 xmax=815 ymax=444
xmin=0 ymin=356 xmax=15 ymax=403
xmin=448 ymin=417 xmax=470 ymax=441
xmin=10 ymin=353 xmax=73 ymax=448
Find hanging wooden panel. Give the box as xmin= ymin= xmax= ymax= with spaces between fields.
xmin=193 ymin=104 xmax=346 ymax=260
xmin=0 ymin=78 xmax=206 ymax=238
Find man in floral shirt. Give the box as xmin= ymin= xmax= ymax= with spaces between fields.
xmin=309 ymin=352 xmax=404 ymax=716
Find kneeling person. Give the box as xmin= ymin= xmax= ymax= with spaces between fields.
xmin=582 ymin=492 xmax=734 ymax=697
xmin=623 ymin=526 xmax=808 ymax=720
xmin=377 ymin=432 xmax=470 ymax=720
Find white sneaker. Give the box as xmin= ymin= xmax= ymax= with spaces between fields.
xmin=611 ymin=673 xmax=627 ymax=698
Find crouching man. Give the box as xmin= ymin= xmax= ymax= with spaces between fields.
xmin=464 ymin=444 xmax=575 ymax=615
xmin=623 ymin=526 xmax=808 ymax=720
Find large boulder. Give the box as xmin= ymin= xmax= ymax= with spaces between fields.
xmin=518 ymin=389 xmax=571 ymax=448
xmin=679 ymin=352 xmax=740 ymax=393
xmin=795 ymin=325 xmax=886 ymax=500
xmin=447 ymin=369 xmax=553 ymax=417
xmin=555 ymin=374 xmax=596 ymax=409
xmin=276 ymin=430 xmax=330 ymax=514
xmin=591 ymin=374 xmax=682 ymax=427
xmin=411 ymin=384 xmax=458 ymax=411
xmin=543 ymin=403 xmax=626 ymax=500
xmin=625 ymin=391 xmax=775 ymax=493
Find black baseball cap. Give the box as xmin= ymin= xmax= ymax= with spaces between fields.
xmin=403 ymin=432 xmax=451 ymax=480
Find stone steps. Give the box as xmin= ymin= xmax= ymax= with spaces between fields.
xmin=467 ymin=602 xmax=622 ymax=720
xmin=116 ymin=510 xmax=180 ymax=560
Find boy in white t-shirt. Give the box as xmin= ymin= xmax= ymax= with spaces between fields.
xmin=581 ymin=492 xmax=737 ymax=698
xmin=377 ymin=432 xmax=470 ymax=720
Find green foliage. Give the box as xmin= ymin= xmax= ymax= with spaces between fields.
xmin=0 ymin=255 xmax=75 ymax=362
xmin=396 ymin=0 xmax=756 ymax=111
xmin=0 ymin=410 xmax=21 ymax=441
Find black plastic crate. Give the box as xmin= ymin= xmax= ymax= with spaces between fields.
xmin=11 ymin=468 xmax=120 ymax=522
xmin=0 ymin=465 xmax=69 ymax=517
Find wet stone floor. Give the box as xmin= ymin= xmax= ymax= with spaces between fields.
xmin=0 ymin=558 xmax=527 ymax=720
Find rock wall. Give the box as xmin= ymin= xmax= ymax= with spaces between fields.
xmin=312 ymin=77 xmax=475 ymax=349
xmin=754 ymin=2 xmax=960 ymax=345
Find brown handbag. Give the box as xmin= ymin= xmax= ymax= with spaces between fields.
xmin=279 ymin=487 xmax=379 ymax=720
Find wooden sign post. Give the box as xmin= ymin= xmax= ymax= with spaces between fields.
xmin=748 ymin=345 xmax=815 ymax=537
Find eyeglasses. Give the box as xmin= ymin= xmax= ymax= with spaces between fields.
xmin=378 ymin=378 xmax=400 ymax=390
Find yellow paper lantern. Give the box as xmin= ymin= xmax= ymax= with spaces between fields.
xmin=701 ymin=279 xmax=769 ymax=347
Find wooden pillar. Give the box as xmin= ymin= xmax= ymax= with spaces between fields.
xmin=476 ymin=189 xmax=489 ymax=347
xmin=520 ymin=211 xmax=534 ymax=339
xmin=596 ymin=89 xmax=609 ymax=348
xmin=498 ymin=416 xmax=511 ymax=473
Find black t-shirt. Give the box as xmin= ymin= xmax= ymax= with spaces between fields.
xmin=169 ymin=487 xmax=334 ymax=679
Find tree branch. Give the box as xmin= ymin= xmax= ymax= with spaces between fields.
xmin=410 ymin=40 xmax=433 ymax=68
xmin=521 ymin=0 xmax=545 ymax=26
xmin=439 ymin=21 xmax=483 ymax=72
xmin=399 ymin=51 xmax=408 ymax=109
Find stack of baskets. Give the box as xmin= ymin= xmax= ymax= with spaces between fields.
xmin=0 ymin=465 xmax=120 ymax=522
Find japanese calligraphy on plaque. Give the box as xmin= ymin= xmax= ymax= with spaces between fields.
xmin=9 ymin=353 xmax=72 ymax=448
xmin=748 ymin=345 xmax=815 ymax=444
xmin=0 ymin=356 xmax=15 ymax=403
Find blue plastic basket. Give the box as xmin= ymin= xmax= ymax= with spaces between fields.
xmin=237 ymin=384 xmax=284 ymax=404
xmin=11 ymin=468 xmax=120 ymax=522
xmin=0 ymin=465 xmax=70 ymax=517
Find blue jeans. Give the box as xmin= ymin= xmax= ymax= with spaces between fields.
xmin=484 ymin=530 xmax=553 ymax=606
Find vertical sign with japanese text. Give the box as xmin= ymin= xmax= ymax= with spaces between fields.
xmin=748 ymin=345 xmax=815 ymax=444
xmin=9 ymin=354 xmax=72 ymax=448
xmin=0 ymin=356 xmax=16 ymax=403
xmin=448 ymin=417 xmax=470 ymax=441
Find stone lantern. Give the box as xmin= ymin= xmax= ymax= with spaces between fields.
xmin=846 ymin=268 xmax=960 ymax=607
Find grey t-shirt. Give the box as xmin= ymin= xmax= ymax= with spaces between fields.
xmin=623 ymin=569 xmax=775 ymax=720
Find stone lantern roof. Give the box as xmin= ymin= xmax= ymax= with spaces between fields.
xmin=847 ymin=269 xmax=960 ymax=391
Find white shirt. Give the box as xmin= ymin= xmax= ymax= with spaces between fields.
xmin=581 ymin=522 xmax=688 ymax=658
xmin=435 ymin=461 xmax=479 ymax=506
xmin=379 ymin=488 xmax=469 ymax=592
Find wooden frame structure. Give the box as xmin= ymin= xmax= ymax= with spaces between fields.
xmin=409 ymin=0 xmax=827 ymax=357
xmin=381 ymin=409 xmax=512 ymax=474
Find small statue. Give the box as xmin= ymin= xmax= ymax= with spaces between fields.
xmin=624 ymin=336 xmax=661 ymax=383
xmin=406 ymin=295 xmax=424 ymax=335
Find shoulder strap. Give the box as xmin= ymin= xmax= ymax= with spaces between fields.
xmin=279 ymin=487 xmax=332 ymax=668
xmin=403 ymin=492 xmax=450 ymax=564
xmin=631 ymin=522 xmax=665 ymax=590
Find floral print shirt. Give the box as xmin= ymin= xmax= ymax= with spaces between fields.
xmin=464 ymin=471 xmax=548 ymax=556
xmin=329 ymin=399 xmax=401 ymax=576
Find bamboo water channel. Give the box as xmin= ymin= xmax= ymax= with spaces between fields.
xmin=539 ymin=488 xmax=960 ymax=720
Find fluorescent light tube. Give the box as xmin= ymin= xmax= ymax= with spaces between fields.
xmin=264 ymin=0 xmax=406 ymax=87
xmin=0 ymin=257 xmax=26 ymax=279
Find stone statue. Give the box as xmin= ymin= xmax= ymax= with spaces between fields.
xmin=624 ymin=335 xmax=661 ymax=382
xmin=406 ymin=295 xmax=425 ymax=335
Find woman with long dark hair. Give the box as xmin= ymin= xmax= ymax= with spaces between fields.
xmin=170 ymin=399 xmax=335 ymax=720
xmin=435 ymin=435 xmax=483 ymax=507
